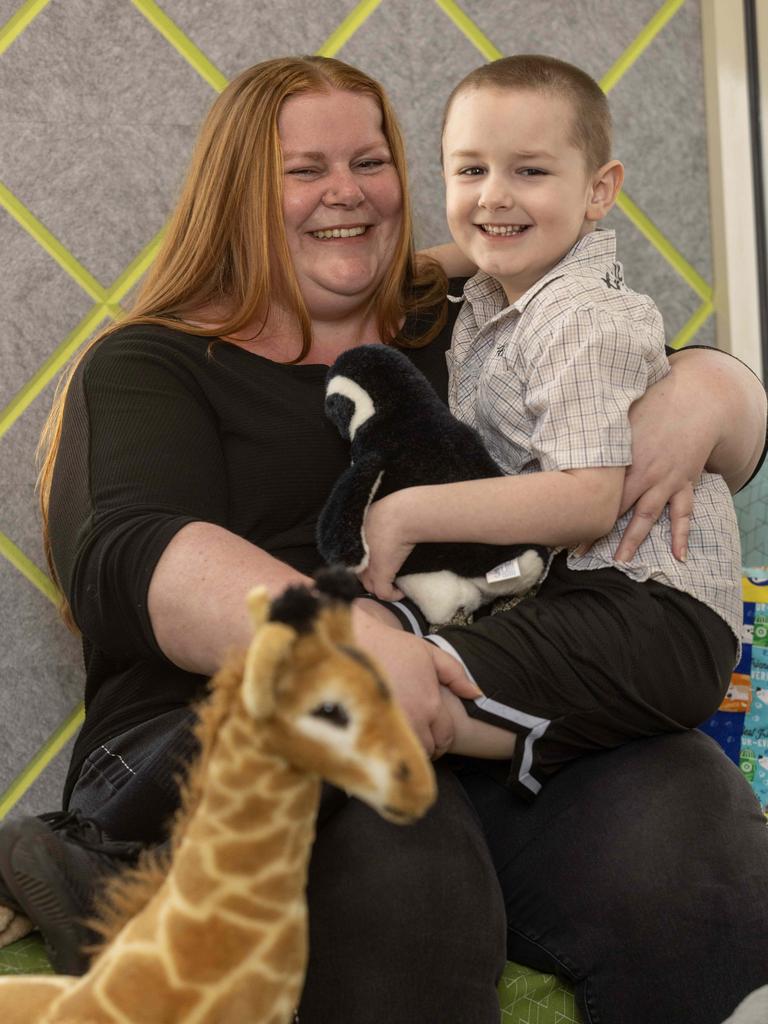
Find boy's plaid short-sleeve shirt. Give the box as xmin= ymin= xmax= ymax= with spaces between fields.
xmin=449 ymin=229 xmax=742 ymax=642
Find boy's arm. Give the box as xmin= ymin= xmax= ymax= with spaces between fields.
xmin=359 ymin=465 xmax=624 ymax=600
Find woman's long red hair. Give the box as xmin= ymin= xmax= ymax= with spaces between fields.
xmin=38 ymin=56 xmax=446 ymax=615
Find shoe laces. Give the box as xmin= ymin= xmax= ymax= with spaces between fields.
xmin=38 ymin=810 xmax=143 ymax=861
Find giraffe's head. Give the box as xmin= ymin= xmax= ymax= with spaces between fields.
xmin=240 ymin=569 xmax=436 ymax=823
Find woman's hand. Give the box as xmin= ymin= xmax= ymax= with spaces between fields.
xmin=358 ymin=492 xmax=415 ymax=600
xmin=426 ymin=645 xmax=516 ymax=760
xmin=614 ymin=365 xmax=703 ymax=563
xmin=352 ymin=603 xmax=480 ymax=756
xmin=613 ymin=348 xmax=767 ymax=563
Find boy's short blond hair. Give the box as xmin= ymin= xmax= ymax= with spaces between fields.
xmin=443 ymin=54 xmax=612 ymax=171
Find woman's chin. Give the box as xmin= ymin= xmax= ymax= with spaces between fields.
xmin=301 ymin=272 xmax=384 ymax=315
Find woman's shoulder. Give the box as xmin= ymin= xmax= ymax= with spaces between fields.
xmin=83 ymin=321 xmax=210 ymax=366
xmin=75 ymin=322 xmax=218 ymax=393
xmin=399 ymin=280 xmax=466 ymax=402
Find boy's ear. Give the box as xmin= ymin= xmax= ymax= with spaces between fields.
xmin=585 ymin=160 xmax=624 ymax=223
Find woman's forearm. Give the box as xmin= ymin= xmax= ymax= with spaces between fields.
xmin=147 ymin=521 xmax=310 ymax=675
xmin=146 ymin=521 xmax=482 ymax=755
xmin=669 ymin=347 xmax=767 ymax=491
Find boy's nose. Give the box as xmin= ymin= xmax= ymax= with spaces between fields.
xmin=477 ymin=180 xmax=515 ymax=211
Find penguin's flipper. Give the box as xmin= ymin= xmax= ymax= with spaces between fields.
xmin=317 ymin=452 xmax=385 ymax=571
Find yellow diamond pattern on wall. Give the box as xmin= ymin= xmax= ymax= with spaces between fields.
xmin=0 ymin=0 xmax=713 ymax=820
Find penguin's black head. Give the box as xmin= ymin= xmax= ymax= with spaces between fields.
xmin=325 ymin=345 xmax=432 ymax=441
xmin=324 ymin=348 xmax=381 ymax=440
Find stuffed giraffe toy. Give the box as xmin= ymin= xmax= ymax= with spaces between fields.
xmin=0 ymin=569 xmax=436 ymax=1023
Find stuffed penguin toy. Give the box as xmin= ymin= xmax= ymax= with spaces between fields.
xmin=317 ymin=345 xmax=548 ymax=625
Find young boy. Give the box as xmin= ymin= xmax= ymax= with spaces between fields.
xmin=361 ymin=54 xmax=742 ymax=796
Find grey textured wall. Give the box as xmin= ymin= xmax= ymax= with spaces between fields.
xmin=0 ymin=0 xmax=716 ymax=816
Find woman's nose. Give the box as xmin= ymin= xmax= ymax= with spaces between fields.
xmin=323 ymin=170 xmax=365 ymax=207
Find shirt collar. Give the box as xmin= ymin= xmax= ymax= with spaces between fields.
xmin=463 ymin=228 xmax=617 ymax=319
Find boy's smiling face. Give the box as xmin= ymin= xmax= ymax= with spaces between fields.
xmin=443 ymin=86 xmax=618 ymax=303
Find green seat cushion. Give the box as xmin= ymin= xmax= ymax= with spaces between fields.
xmin=0 ymin=934 xmax=53 ymax=975
xmin=0 ymin=938 xmax=580 ymax=1022
xmin=499 ymin=961 xmax=581 ymax=1023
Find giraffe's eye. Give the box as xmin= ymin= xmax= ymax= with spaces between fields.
xmin=310 ymin=702 xmax=350 ymax=728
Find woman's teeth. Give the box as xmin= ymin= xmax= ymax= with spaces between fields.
xmin=481 ymin=224 xmax=527 ymax=236
xmin=311 ymin=226 xmax=367 ymax=239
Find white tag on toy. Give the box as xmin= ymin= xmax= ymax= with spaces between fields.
xmin=486 ymin=558 xmax=521 ymax=583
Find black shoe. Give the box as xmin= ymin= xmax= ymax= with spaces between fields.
xmin=0 ymin=855 xmax=22 ymax=917
xmin=0 ymin=810 xmax=144 ymax=974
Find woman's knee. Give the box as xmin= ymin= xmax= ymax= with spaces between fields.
xmin=301 ymin=764 xmax=506 ymax=1022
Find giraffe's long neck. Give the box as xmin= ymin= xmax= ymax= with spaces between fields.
xmin=50 ymin=703 xmax=321 ymax=1024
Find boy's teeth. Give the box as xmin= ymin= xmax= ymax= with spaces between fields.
xmin=311 ymin=226 xmax=367 ymax=239
xmin=482 ymin=224 xmax=527 ymax=236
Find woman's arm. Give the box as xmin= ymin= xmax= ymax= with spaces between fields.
xmin=55 ymin=334 xmax=477 ymax=756
xmin=359 ymin=465 xmax=624 ymax=599
xmin=148 ymin=521 xmax=480 ymax=754
xmin=615 ymin=347 xmax=767 ymax=562
xmin=147 ymin=521 xmax=308 ymax=675
xmin=674 ymin=347 xmax=766 ymax=490
xmin=427 ymin=647 xmax=516 ymax=760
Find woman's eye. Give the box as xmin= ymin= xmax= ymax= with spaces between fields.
xmin=287 ymin=167 xmax=320 ymax=177
xmin=356 ymin=159 xmax=385 ymax=171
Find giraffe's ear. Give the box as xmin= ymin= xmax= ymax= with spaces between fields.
xmin=246 ymin=587 xmax=271 ymax=630
xmin=242 ymin=589 xmax=297 ymax=719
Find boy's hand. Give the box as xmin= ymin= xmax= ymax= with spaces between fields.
xmin=358 ymin=493 xmax=414 ymax=600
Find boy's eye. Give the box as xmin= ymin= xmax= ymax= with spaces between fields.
xmin=518 ymin=168 xmax=547 ymax=177
xmin=458 ymin=167 xmax=484 ymax=176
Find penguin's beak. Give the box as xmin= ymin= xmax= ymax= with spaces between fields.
xmin=325 ymin=392 xmax=355 ymax=440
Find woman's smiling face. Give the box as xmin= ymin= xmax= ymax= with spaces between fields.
xmin=279 ymin=89 xmax=403 ymax=318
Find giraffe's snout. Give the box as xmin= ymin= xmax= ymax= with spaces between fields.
xmin=377 ymin=747 xmax=436 ymax=824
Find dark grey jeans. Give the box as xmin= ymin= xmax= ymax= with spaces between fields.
xmin=69 ymin=714 xmax=768 ymax=1024
xmin=455 ymin=730 xmax=768 ymax=1024
xmin=68 ymin=708 xmax=506 ymax=1024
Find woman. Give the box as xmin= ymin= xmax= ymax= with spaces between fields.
xmin=0 ymin=56 xmax=765 ymax=1023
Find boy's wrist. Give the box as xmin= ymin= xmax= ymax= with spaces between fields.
xmin=379 ymin=486 xmax=429 ymax=545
